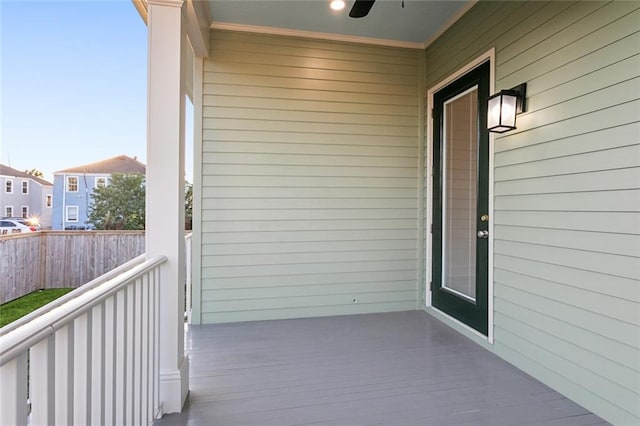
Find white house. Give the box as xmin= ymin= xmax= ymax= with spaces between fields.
xmin=0 ymin=164 xmax=53 ymax=228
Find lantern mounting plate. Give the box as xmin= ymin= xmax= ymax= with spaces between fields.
xmin=511 ymin=83 xmax=527 ymax=114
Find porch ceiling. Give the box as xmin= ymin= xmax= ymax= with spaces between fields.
xmin=209 ymin=0 xmax=474 ymax=48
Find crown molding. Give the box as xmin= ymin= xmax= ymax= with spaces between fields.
xmin=147 ymin=0 xmax=184 ymax=7
xmin=210 ymin=22 xmax=425 ymax=50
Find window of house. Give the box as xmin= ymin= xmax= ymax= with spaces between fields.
xmin=67 ymin=176 xmax=78 ymax=192
xmin=46 ymin=194 xmax=52 ymax=208
xmin=5 ymin=180 xmax=13 ymax=194
xmin=21 ymin=206 xmax=28 ymax=218
xmin=22 ymin=180 xmax=28 ymax=194
xmin=5 ymin=206 xmax=13 ymax=217
xmin=96 ymin=177 xmax=107 ymax=188
xmin=66 ymin=205 xmax=79 ymax=222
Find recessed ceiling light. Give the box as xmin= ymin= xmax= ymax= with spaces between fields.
xmin=330 ymin=0 xmax=346 ymax=11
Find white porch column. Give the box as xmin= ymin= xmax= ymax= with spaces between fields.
xmin=146 ymin=0 xmax=189 ymax=414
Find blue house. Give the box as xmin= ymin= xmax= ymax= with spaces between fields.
xmin=51 ymin=155 xmax=145 ymax=230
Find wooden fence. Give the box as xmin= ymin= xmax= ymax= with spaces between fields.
xmin=0 ymin=231 xmax=145 ymax=304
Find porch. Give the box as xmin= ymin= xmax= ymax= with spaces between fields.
xmin=157 ymin=311 xmax=606 ymax=425
xmin=0 ymin=0 xmax=636 ymax=424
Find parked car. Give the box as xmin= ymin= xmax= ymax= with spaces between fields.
xmin=0 ymin=219 xmax=37 ymax=235
xmin=1 ymin=217 xmax=41 ymax=231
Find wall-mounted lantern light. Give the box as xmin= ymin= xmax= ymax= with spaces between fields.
xmin=330 ymin=0 xmax=346 ymax=11
xmin=487 ymin=83 xmax=527 ymax=133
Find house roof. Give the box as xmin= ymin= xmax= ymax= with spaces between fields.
xmin=55 ymin=155 xmax=146 ymax=175
xmin=0 ymin=164 xmax=53 ymax=186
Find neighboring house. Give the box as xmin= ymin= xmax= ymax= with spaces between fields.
xmin=51 ymin=155 xmax=145 ymax=230
xmin=0 ymin=164 xmax=53 ymax=228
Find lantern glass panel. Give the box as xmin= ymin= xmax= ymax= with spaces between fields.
xmin=501 ymin=93 xmax=517 ymax=128
xmin=487 ymin=95 xmax=502 ymax=129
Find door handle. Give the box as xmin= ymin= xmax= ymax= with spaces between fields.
xmin=477 ymin=230 xmax=489 ymax=239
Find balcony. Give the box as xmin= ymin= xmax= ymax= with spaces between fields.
xmin=1 ymin=254 xmax=606 ymax=425
xmin=161 ymin=311 xmax=606 ymax=425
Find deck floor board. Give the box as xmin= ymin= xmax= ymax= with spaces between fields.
xmin=156 ymin=311 xmax=607 ymax=425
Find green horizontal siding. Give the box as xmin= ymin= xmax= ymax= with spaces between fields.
xmin=200 ymin=31 xmax=422 ymax=323
xmin=424 ymin=1 xmax=640 ymax=424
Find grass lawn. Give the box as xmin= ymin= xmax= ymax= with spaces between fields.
xmin=0 ymin=288 xmax=74 ymax=328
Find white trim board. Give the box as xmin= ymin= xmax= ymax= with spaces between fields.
xmin=210 ymin=22 xmax=425 ymax=49
xmin=191 ymin=54 xmax=204 ymax=325
xmin=424 ymin=48 xmax=496 ymax=344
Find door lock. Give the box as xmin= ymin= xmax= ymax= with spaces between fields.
xmin=480 ymin=214 xmax=489 ymax=222
xmin=477 ymin=230 xmax=489 ymax=239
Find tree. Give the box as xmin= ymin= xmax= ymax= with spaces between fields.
xmin=25 ymin=168 xmax=44 ymax=177
xmin=185 ymin=181 xmax=193 ymax=230
xmin=88 ymin=174 xmax=145 ymax=230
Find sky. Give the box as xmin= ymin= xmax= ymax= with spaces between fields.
xmin=1 ymin=0 xmax=193 ymax=182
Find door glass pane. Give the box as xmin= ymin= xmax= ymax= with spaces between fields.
xmin=442 ymin=87 xmax=478 ymax=301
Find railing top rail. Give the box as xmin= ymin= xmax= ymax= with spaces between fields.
xmin=1 ymin=254 xmax=147 ymax=334
xmin=0 ymin=255 xmax=167 ymax=367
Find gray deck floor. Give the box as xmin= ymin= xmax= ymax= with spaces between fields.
xmin=156 ymin=311 xmax=606 ymax=425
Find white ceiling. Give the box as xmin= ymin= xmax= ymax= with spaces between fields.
xmin=208 ymin=0 xmax=473 ymax=48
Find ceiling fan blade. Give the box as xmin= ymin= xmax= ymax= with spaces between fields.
xmin=349 ymin=0 xmax=375 ymax=18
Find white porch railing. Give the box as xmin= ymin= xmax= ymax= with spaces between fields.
xmin=185 ymin=232 xmax=193 ymax=324
xmin=0 ymin=255 xmax=167 ymax=425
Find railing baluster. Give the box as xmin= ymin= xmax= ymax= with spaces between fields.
xmin=54 ymin=323 xmax=75 ymax=425
xmin=132 ymin=279 xmax=139 ymax=424
xmin=103 ymin=295 xmax=115 ymax=425
xmin=0 ymin=351 xmax=28 ymax=424
xmin=126 ymin=284 xmax=134 ymax=424
xmin=153 ymin=267 xmax=161 ymax=419
xmin=31 ymin=335 xmax=55 ymax=424
xmin=141 ymin=272 xmax=149 ymax=424
xmin=90 ymin=302 xmax=105 ymax=424
xmin=185 ymin=233 xmax=192 ymax=324
xmin=134 ymin=277 xmax=142 ymax=425
xmin=115 ymin=289 xmax=126 ymax=424
xmin=73 ymin=311 xmax=92 ymax=424
xmin=149 ymin=269 xmax=157 ymax=421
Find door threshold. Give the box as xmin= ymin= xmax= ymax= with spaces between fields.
xmin=422 ymin=305 xmax=494 ymax=349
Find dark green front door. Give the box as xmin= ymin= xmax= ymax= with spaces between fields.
xmin=431 ymin=61 xmax=490 ymax=336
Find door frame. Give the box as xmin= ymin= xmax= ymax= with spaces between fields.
xmin=425 ymin=49 xmax=496 ymax=343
